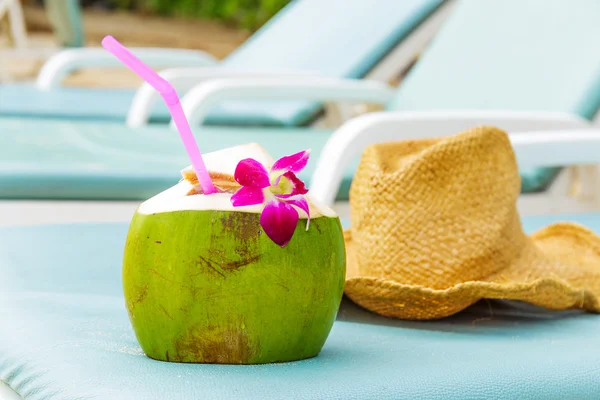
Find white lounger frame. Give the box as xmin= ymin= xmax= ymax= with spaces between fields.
xmin=0 ymin=0 xmax=27 ymax=48
xmin=126 ymin=69 xmax=324 ymax=127
xmin=173 ymin=77 xmax=598 ymax=214
xmin=170 ymin=73 xmax=594 ymax=217
xmin=35 ymin=48 xmax=219 ymax=90
xmin=309 ymin=112 xmax=599 ymax=217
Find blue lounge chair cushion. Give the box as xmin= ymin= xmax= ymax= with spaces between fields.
xmin=388 ymin=0 xmax=600 ymax=117
xmin=0 ymin=83 xmax=168 ymax=123
xmin=0 ymin=0 xmax=443 ymax=126
xmin=0 ymin=117 xmax=564 ymax=200
xmin=210 ymin=0 xmax=443 ymax=127
xmin=386 ymin=0 xmax=600 ymax=193
xmin=520 ymin=167 xmax=561 ymax=193
xmin=0 ymin=118 xmax=356 ymax=200
xmin=1 ymin=212 xmax=600 ymax=399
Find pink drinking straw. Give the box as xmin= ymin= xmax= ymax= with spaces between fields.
xmin=101 ymin=35 xmax=217 ymax=195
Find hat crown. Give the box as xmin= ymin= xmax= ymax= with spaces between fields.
xmin=349 ymin=127 xmax=527 ymax=289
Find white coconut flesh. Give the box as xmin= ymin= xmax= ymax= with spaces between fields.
xmin=137 ymin=143 xmax=337 ymax=219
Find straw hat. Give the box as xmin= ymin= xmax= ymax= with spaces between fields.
xmin=344 ymin=126 xmax=600 ymax=320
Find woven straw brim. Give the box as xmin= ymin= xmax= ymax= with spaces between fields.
xmin=345 ymin=222 xmax=600 ymax=320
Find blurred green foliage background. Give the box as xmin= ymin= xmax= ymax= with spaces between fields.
xmin=111 ymin=0 xmax=291 ymax=30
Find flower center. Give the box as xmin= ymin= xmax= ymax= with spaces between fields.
xmin=270 ymin=174 xmax=293 ymax=195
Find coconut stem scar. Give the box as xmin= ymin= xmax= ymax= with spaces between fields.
xmin=101 ymin=35 xmax=217 ymax=195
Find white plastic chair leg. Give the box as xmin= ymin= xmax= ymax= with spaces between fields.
xmin=1 ymin=0 xmax=28 ymax=48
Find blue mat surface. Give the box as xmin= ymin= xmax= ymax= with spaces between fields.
xmin=1 ymin=213 xmax=600 ymax=399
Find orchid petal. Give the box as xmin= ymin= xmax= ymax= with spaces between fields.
xmin=284 ymin=172 xmax=308 ymax=196
xmin=234 ymin=159 xmax=270 ymax=188
xmin=260 ymin=200 xmax=299 ymax=247
xmin=231 ymin=187 xmax=265 ymax=207
xmin=271 ymin=149 xmax=310 ymax=176
xmin=280 ymin=195 xmax=310 ymax=230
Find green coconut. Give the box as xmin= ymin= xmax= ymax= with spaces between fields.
xmin=123 ymin=144 xmax=346 ymax=364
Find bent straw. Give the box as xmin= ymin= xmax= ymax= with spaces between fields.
xmin=101 ymin=35 xmax=216 ymax=195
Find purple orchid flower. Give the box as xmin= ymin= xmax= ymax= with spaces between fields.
xmin=231 ymin=150 xmax=311 ymax=247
